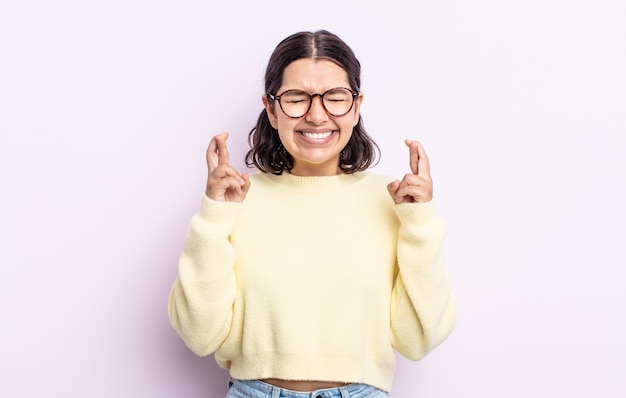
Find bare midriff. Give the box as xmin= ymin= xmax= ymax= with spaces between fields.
xmin=261 ymin=379 xmax=348 ymax=392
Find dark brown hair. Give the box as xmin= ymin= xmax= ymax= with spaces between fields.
xmin=245 ymin=30 xmax=379 ymax=174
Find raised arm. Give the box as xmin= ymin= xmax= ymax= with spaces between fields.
xmin=168 ymin=133 xmax=247 ymax=355
xmin=388 ymin=140 xmax=456 ymax=359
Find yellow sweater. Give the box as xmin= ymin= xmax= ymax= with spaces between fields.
xmin=168 ymin=171 xmax=455 ymax=391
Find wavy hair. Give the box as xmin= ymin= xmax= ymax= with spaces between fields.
xmin=245 ymin=30 xmax=379 ymax=174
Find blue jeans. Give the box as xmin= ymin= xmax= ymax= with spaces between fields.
xmin=225 ymin=379 xmax=389 ymax=398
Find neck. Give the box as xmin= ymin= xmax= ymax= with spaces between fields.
xmin=290 ymin=163 xmax=341 ymax=176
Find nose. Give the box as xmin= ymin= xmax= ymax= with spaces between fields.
xmin=305 ymin=95 xmax=328 ymax=124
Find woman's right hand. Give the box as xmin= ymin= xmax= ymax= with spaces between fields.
xmin=205 ymin=132 xmax=251 ymax=202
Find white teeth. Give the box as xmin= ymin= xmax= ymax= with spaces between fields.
xmin=301 ymin=131 xmax=332 ymax=139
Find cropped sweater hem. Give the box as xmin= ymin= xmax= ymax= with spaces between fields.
xmin=224 ymin=352 xmax=394 ymax=392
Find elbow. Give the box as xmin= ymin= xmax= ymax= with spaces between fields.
xmin=424 ymin=295 xmax=456 ymax=354
xmin=393 ymin=296 xmax=457 ymax=361
xmin=181 ymin=332 xmax=222 ymax=357
xmin=171 ymin=317 xmax=228 ymax=357
xmin=423 ymin=296 xmax=457 ymax=357
xmin=168 ymin=294 xmax=230 ymax=357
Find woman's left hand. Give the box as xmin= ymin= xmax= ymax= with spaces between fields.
xmin=387 ymin=139 xmax=433 ymax=204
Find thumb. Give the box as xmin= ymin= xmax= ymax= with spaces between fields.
xmin=387 ymin=180 xmax=400 ymax=198
xmin=241 ymin=173 xmax=252 ymax=196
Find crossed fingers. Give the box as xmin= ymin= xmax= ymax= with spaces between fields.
xmin=387 ymin=139 xmax=433 ymax=204
xmin=205 ymin=132 xmax=250 ymax=202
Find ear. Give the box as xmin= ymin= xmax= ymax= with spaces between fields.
xmin=262 ymin=95 xmax=279 ymax=129
xmin=352 ymin=92 xmax=364 ymax=127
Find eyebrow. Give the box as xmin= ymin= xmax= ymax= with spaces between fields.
xmin=279 ymin=86 xmax=350 ymax=95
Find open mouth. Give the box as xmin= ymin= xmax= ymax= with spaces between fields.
xmin=299 ymin=131 xmax=334 ymax=140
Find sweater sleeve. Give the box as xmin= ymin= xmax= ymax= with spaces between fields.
xmin=390 ymin=201 xmax=456 ymax=360
xmin=168 ymin=195 xmax=242 ymax=356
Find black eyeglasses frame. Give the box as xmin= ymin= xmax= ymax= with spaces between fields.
xmin=266 ymin=87 xmax=359 ymax=119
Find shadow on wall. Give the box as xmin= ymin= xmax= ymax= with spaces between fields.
xmin=155 ymin=282 xmax=230 ymax=396
xmin=146 ymin=223 xmax=231 ymax=397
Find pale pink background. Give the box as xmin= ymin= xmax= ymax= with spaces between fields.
xmin=1 ymin=1 xmax=625 ymax=397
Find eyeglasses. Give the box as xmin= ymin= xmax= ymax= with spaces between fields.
xmin=266 ymin=87 xmax=359 ymax=118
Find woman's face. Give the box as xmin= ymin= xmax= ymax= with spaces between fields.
xmin=263 ymin=58 xmax=362 ymax=176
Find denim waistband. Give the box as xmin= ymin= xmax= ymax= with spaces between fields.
xmin=228 ymin=378 xmax=387 ymax=398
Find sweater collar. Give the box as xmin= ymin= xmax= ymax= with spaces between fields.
xmin=261 ymin=171 xmax=367 ymax=193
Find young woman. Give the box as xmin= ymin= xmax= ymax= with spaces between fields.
xmin=169 ymin=30 xmax=456 ymax=398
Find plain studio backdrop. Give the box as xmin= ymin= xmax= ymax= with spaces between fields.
xmin=1 ymin=1 xmax=624 ymax=397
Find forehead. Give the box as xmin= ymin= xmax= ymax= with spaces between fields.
xmin=280 ymin=58 xmax=350 ymax=92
